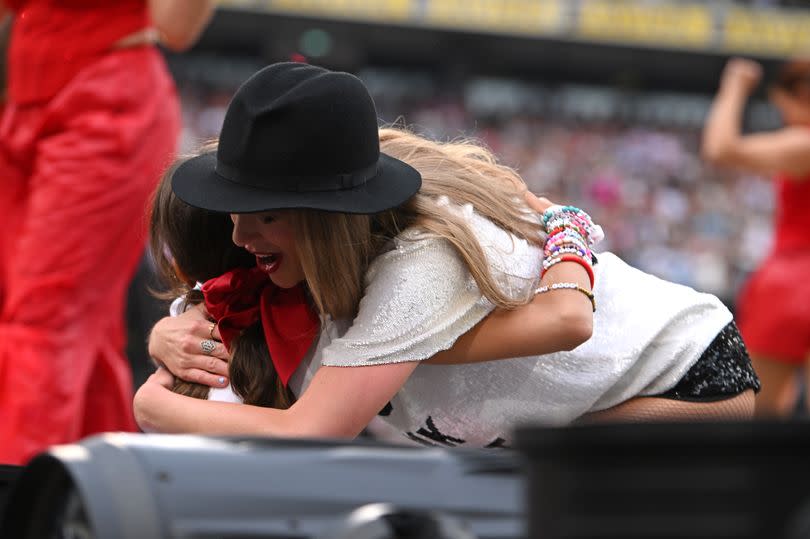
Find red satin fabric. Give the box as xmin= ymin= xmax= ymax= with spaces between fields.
xmin=7 ymin=0 xmax=149 ymax=104
xmin=0 ymin=46 xmax=180 ymax=465
xmin=734 ymin=170 xmax=810 ymax=364
xmin=202 ymin=267 xmax=319 ymax=387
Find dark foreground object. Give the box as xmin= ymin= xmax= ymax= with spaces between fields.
xmin=515 ymin=420 xmax=810 ymax=539
xmin=0 ymin=434 xmax=522 ymax=539
xmin=0 ymin=465 xmax=22 ymax=523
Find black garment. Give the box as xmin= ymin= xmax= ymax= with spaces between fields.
xmin=658 ymin=322 xmax=760 ymax=402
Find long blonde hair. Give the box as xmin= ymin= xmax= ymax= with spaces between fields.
xmin=290 ymin=127 xmax=544 ymax=320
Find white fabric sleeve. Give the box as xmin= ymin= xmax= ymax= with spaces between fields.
xmin=168 ymin=295 xmax=187 ymax=317
xmin=320 ymin=236 xmax=495 ymax=367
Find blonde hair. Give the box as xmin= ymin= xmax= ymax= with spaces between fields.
xmin=290 ymin=127 xmax=544 ymax=320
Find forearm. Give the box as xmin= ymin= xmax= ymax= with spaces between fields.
xmin=135 ymin=363 xmax=414 ymax=438
xmin=135 ymin=383 xmax=300 ymax=436
xmin=428 ymin=261 xmax=593 ymax=364
xmin=148 ymin=0 xmax=216 ymax=51
xmin=702 ymin=84 xmax=748 ymax=164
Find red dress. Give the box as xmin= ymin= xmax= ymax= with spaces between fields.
xmin=736 ymin=172 xmax=810 ymax=364
xmin=0 ymin=0 xmax=180 ymax=464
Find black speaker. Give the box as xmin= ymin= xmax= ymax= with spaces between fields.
xmin=515 ymin=420 xmax=810 ymax=539
xmin=1 ymin=433 xmax=523 ymax=538
xmin=0 ymin=465 xmax=22 ymax=526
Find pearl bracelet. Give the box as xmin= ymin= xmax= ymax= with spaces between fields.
xmin=534 ymin=282 xmax=596 ymax=312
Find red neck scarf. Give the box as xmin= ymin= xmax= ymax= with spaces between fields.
xmin=201 ymin=267 xmax=320 ymax=387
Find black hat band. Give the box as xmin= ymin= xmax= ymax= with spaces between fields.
xmin=215 ymin=160 xmax=380 ymax=193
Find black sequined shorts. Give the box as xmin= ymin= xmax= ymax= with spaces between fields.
xmin=656 ymin=322 xmax=761 ymax=402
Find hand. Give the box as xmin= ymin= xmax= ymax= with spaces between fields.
xmin=148 ymin=303 xmax=231 ymax=388
xmin=721 ymin=58 xmax=762 ymax=95
xmin=524 ymin=191 xmax=555 ymax=214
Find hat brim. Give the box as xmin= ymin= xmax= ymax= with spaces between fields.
xmin=171 ymin=152 xmax=422 ymax=214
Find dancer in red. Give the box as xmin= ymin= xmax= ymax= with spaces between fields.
xmin=703 ymin=58 xmax=810 ymax=417
xmin=0 ymin=0 xmax=214 ymax=464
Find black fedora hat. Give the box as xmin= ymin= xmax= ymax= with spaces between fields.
xmin=172 ymin=62 xmax=422 ymax=214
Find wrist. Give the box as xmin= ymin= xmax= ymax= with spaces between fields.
xmin=146 ymin=317 xmax=170 ymax=358
xmin=548 ymin=255 xmax=594 ymax=289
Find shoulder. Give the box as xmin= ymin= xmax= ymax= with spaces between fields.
xmin=362 ymin=231 xmax=479 ymax=328
xmin=321 ymin=231 xmax=492 ymax=367
xmin=366 ymin=229 xmax=470 ymax=287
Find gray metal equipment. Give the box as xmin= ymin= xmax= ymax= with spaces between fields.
xmin=0 ymin=434 xmax=523 ymax=539
xmin=319 ymin=503 xmax=478 ymax=539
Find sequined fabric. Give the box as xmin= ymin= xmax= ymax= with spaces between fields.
xmin=319 ymin=206 xmax=734 ymax=448
xmin=659 ymin=322 xmax=761 ymax=401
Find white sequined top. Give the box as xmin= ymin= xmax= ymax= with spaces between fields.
xmin=318 ymin=204 xmax=733 ymax=448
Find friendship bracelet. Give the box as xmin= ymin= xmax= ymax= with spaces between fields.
xmin=545 ymin=238 xmax=590 ymax=257
xmin=542 ymin=250 xmax=591 ymax=270
xmin=542 ymin=248 xmax=591 ymax=267
xmin=543 ymin=205 xmax=605 ymax=246
xmin=542 ymin=205 xmax=587 ymax=226
xmin=545 ymin=231 xmax=590 ymax=250
xmin=546 ymin=245 xmax=589 ymax=258
xmin=542 ymin=253 xmax=595 ymax=288
xmin=534 ymin=282 xmax=596 ymax=312
xmin=544 ymin=209 xmax=594 ymax=231
xmin=559 ymin=254 xmax=595 ymax=288
xmin=546 ymin=218 xmax=598 ymax=246
xmin=546 ymin=220 xmax=590 ymax=240
xmin=541 ymin=255 xmax=566 ymax=273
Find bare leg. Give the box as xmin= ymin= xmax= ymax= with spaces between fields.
xmin=802 ymin=355 xmax=810 ymax=417
xmin=751 ymin=356 xmax=799 ymax=418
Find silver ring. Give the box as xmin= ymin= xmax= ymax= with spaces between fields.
xmin=200 ymin=339 xmax=216 ymax=355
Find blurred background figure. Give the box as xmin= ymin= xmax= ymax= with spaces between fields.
xmin=702 ymin=57 xmax=810 ymax=417
xmin=0 ymin=0 xmax=214 ymax=465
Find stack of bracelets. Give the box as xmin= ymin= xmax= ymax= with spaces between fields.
xmin=536 ymin=205 xmax=603 ymax=312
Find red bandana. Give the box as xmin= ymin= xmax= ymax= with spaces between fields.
xmin=201 ymin=267 xmax=319 ymax=387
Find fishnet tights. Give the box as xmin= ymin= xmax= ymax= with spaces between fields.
xmin=578 ymin=389 xmax=756 ymax=424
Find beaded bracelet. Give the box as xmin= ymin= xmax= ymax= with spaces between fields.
xmin=543 ymin=248 xmax=588 ymax=264
xmin=543 ymin=205 xmax=604 ymax=246
xmin=559 ymin=254 xmax=595 ymax=288
xmin=545 ymin=231 xmax=590 ymax=252
xmin=545 ymin=230 xmax=591 ymax=258
xmin=542 ymin=205 xmax=593 ymax=227
xmin=546 ymin=245 xmax=589 ymax=259
xmin=543 ymin=258 xmax=593 ymax=286
xmin=546 ymin=221 xmax=590 ymax=244
xmin=534 ymin=282 xmax=596 ymax=312
xmin=541 ymin=255 xmax=566 ymax=273
xmin=546 ymin=219 xmax=599 ymax=247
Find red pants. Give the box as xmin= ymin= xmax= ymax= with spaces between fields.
xmin=0 ymin=47 xmax=180 ymax=464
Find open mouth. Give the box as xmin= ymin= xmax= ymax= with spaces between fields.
xmin=256 ymin=253 xmax=282 ymax=273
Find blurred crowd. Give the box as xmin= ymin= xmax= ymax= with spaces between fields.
xmin=176 ymin=70 xmax=776 ymax=308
